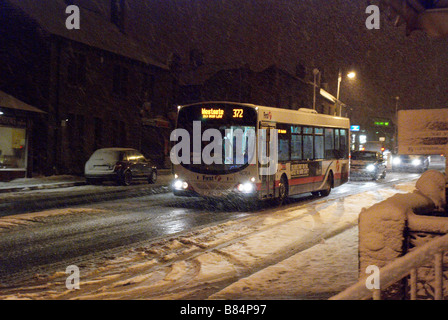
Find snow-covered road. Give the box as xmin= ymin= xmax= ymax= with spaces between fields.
xmin=0 ymin=179 xmax=417 ymax=300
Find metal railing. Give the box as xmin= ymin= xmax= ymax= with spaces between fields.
xmin=330 ymin=232 xmax=448 ymax=300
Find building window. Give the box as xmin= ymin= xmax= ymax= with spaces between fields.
xmin=67 ymin=53 xmax=86 ymax=87
xmin=67 ymin=114 xmax=85 ymax=149
xmin=119 ymin=121 xmax=126 ymax=147
xmin=0 ymin=125 xmax=27 ymax=169
xmin=142 ymin=73 xmax=155 ymax=100
xmin=112 ymin=119 xmax=119 ymax=146
xmin=111 ymin=0 xmax=125 ymax=31
xmin=94 ymin=117 xmax=103 ymax=150
xmin=67 ymin=113 xmax=75 ymax=149
xmin=112 ymin=65 xmax=128 ymax=97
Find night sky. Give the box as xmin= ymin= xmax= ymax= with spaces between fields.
xmin=121 ymin=0 xmax=447 ymax=126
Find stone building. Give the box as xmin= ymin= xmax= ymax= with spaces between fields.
xmin=178 ymin=63 xmax=338 ymax=115
xmin=0 ymin=0 xmax=175 ymax=178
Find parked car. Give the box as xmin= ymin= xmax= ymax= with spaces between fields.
xmin=350 ymin=151 xmax=386 ymax=181
xmin=392 ymin=154 xmax=429 ymax=173
xmin=84 ymin=148 xmax=157 ymax=186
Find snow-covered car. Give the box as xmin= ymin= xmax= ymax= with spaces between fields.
xmin=350 ymin=151 xmax=386 ymax=181
xmin=84 ymin=148 xmax=157 ymax=186
xmin=392 ymin=154 xmax=429 ymax=173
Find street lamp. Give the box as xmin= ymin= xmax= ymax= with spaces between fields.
xmin=312 ymin=68 xmax=321 ymax=111
xmin=347 ymin=72 xmax=356 ymax=79
xmin=336 ymin=69 xmax=356 ymax=116
xmin=394 ymin=96 xmax=400 ymax=153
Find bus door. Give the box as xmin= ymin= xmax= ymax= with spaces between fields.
xmin=259 ymin=123 xmax=276 ymax=199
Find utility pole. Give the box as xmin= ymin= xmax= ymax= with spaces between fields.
xmin=313 ymin=68 xmax=320 ymax=111
xmin=394 ymin=96 xmax=400 ymax=153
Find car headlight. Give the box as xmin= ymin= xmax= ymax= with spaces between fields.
xmin=237 ymin=182 xmax=254 ymax=193
xmin=412 ymin=159 xmax=422 ymax=166
xmin=393 ymin=157 xmax=401 ymax=165
xmin=173 ymin=179 xmax=188 ymax=190
xmin=366 ymin=164 xmax=376 ymax=172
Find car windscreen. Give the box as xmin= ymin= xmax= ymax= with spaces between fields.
xmin=351 ymin=152 xmax=377 ymax=161
xmin=90 ymin=150 xmax=126 ymax=162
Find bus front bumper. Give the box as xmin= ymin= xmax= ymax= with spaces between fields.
xmin=172 ymin=179 xmax=258 ymax=199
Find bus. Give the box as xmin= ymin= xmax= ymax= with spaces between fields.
xmin=171 ymin=101 xmax=350 ymax=202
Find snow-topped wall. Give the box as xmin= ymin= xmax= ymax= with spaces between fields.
xmin=358 ymin=170 xmax=447 ymax=297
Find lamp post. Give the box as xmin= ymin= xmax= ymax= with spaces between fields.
xmin=312 ymin=68 xmax=320 ymax=111
xmin=394 ymin=96 xmax=400 ymax=153
xmin=336 ymin=69 xmax=356 ymax=116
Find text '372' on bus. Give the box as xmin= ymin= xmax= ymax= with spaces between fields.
xmin=170 ymin=102 xmax=350 ymax=202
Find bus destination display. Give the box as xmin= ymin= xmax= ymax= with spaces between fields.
xmin=201 ymin=107 xmax=244 ymax=119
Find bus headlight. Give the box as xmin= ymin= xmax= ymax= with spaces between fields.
xmin=412 ymin=159 xmax=422 ymax=166
xmin=237 ymin=182 xmax=254 ymax=193
xmin=173 ymin=179 xmax=188 ymax=190
xmin=393 ymin=157 xmax=401 ymax=165
xmin=366 ymin=164 xmax=376 ymax=172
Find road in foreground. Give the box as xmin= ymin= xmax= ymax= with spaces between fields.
xmin=0 ymin=170 xmax=421 ymax=299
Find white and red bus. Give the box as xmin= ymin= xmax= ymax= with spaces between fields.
xmin=171 ymin=101 xmax=350 ymax=201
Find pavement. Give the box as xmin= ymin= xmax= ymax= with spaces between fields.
xmin=0 ymin=169 xmax=175 ymax=216
xmin=0 ymin=169 xmax=173 ymax=194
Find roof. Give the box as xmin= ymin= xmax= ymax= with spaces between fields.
xmin=177 ymin=63 xmax=250 ymax=86
xmin=0 ymin=90 xmax=46 ymax=113
xmin=6 ymin=0 xmax=168 ymax=70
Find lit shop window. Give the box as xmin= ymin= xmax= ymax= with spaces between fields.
xmin=0 ymin=126 xmax=27 ymax=169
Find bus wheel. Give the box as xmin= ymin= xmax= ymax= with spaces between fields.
xmin=278 ymin=175 xmax=289 ymax=204
xmin=320 ymin=172 xmax=333 ymax=197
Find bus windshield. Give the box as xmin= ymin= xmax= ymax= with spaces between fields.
xmin=176 ymin=104 xmax=257 ymax=174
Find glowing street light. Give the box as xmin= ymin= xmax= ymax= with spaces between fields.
xmin=336 ymin=69 xmax=356 ymax=116
xmin=337 ymin=70 xmax=356 ymax=100
xmin=347 ymin=71 xmax=356 ymax=79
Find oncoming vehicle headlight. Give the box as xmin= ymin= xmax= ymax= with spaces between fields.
xmin=237 ymin=182 xmax=254 ymax=193
xmin=412 ymin=159 xmax=422 ymax=166
xmin=366 ymin=164 xmax=376 ymax=172
xmin=173 ymin=179 xmax=188 ymax=190
xmin=393 ymin=157 xmax=401 ymax=165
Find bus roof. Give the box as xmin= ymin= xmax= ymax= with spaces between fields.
xmin=180 ymin=101 xmax=350 ymax=129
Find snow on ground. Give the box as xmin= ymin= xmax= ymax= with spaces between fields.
xmin=0 ymin=174 xmax=173 ymax=202
xmin=210 ymin=227 xmax=359 ymax=299
xmin=0 ymin=179 xmax=417 ymax=300
xmin=0 ymin=208 xmax=107 ymax=230
xmin=0 ymin=175 xmax=84 ymax=188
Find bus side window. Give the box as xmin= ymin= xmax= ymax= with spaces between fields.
xmin=303 ymin=135 xmax=313 ymax=160
xmin=314 ymin=128 xmax=324 ymax=159
xmin=324 ymin=128 xmax=334 ymax=159
xmin=339 ymin=129 xmax=348 ymax=159
xmin=277 ymin=124 xmax=290 ymax=162
xmin=291 ymin=125 xmax=302 ymax=160
xmin=334 ymin=129 xmax=340 ymax=158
